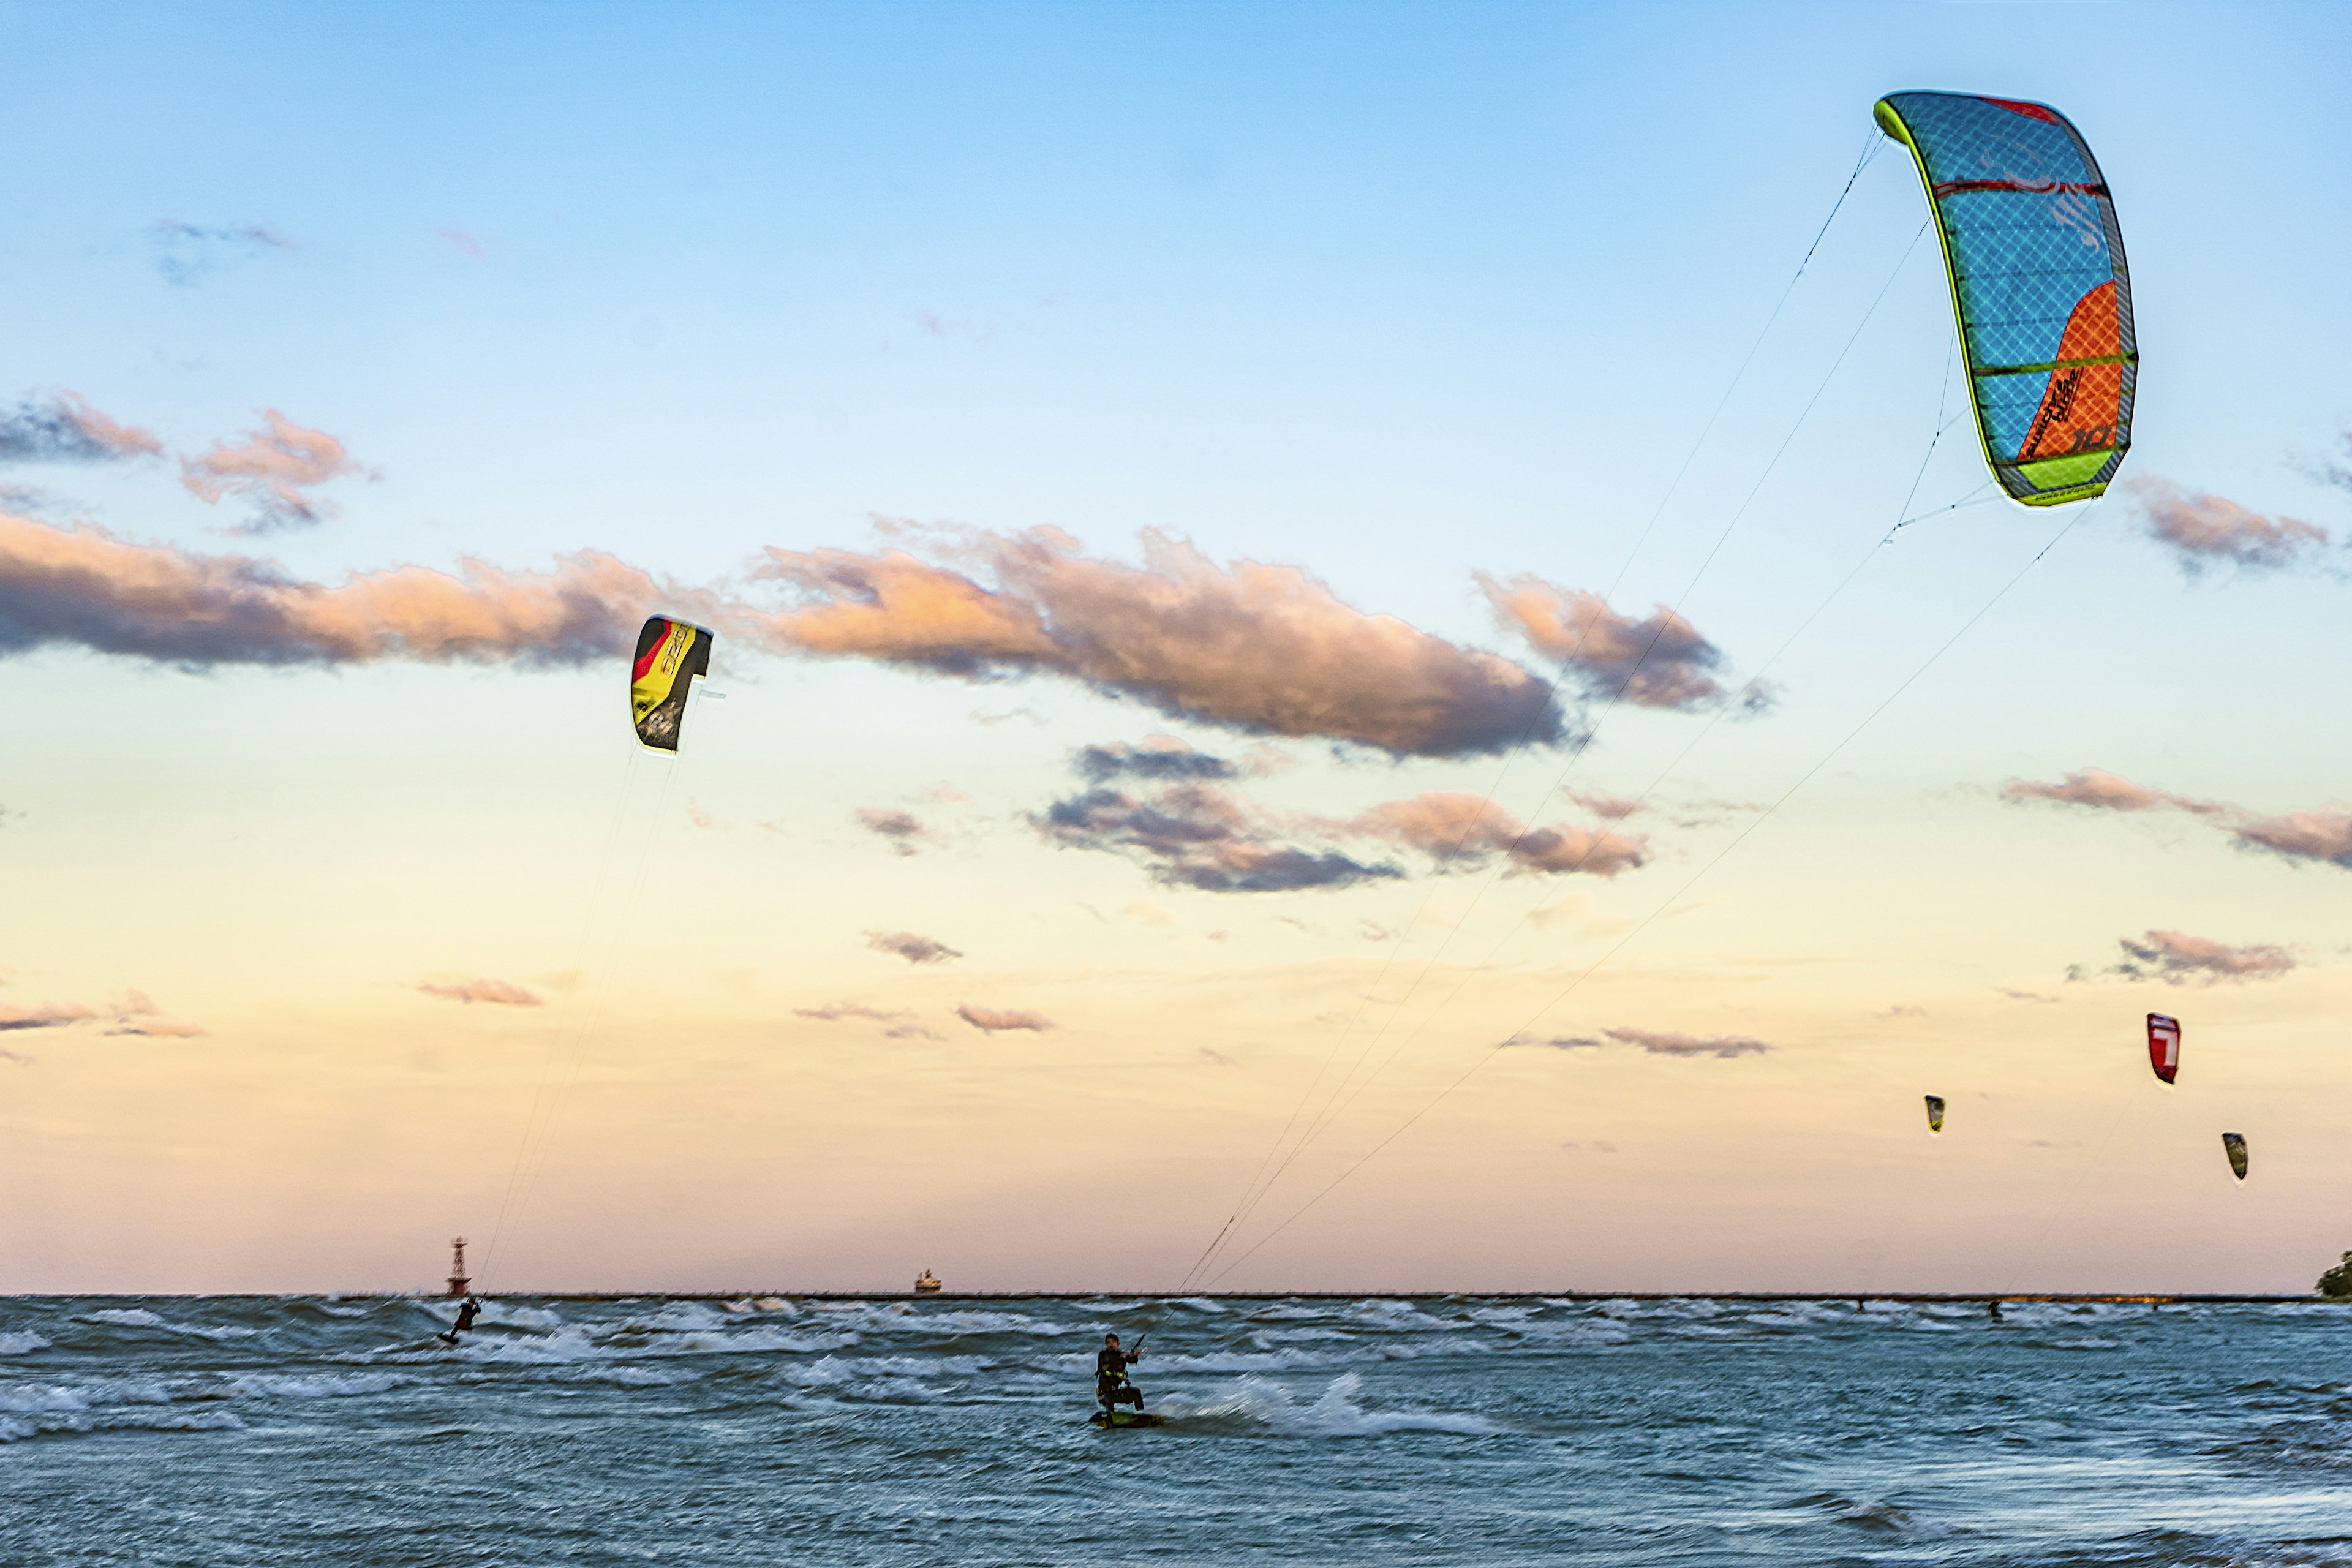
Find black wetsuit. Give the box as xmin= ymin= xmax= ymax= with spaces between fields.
xmin=443 ymin=1299 xmax=481 ymax=1343
xmin=1095 ymin=1346 xmax=1142 ymax=1411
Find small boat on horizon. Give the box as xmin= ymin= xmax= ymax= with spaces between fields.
xmin=913 ymin=1270 xmax=942 ymax=1295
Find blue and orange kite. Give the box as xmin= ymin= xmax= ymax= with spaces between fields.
xmin=1876 ymin=91 xmax=2136 ymax=507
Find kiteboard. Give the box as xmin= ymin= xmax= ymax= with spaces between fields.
xmin=1088 ymin=1409 xmax=1166 ymax=1429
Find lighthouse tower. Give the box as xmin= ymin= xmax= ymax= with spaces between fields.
xmin=446 ymin=1238 xmax=471 ymax=1298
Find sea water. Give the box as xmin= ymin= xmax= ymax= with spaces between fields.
xmin=4 ymin=1294 xmax=2351 ymax=1565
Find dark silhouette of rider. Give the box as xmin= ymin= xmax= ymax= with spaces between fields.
xmin=1095 ymin=1332 xmax=1145 ymax=1414
xmin=442 ymin=1296 xmax=482 ymax=1345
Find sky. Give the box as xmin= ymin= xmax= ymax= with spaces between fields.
xmin=2 ymin=0 xmax=2348 ymax=1295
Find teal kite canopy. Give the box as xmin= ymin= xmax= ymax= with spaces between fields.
xmin=1875 ymin=91 xmax=2136 ymax=507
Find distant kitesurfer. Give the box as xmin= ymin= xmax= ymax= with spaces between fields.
xmin=440 ymin=1295 xmax=482 ymax=1346
xmin=1096 ymin=1332 xmax=1145 ymax=1416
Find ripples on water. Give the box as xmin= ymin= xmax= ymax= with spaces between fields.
xmin=4 ymin=1294 xmax=2351 ymax=1564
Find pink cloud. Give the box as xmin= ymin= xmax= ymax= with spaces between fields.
xmin=1349 ymin=790 xmax=1648 ymax=879
xmin=2005 ymin=767 xmax=2352 ymax=870
xmin=1513 ymin=1027 xmax=1771 ymax=1058
xmin=957 ymin=1003 xmax=1054 ymax=1034
xmin=416 ymin=978 xmax=544 ymax=1008
xmin=181 ymin=410 xmax=373 ymax=532
xmin=2076 ymin=930 xmax=2296 ymax=987
xmin=865 ymin=930 xmax=962 ymax=965
xmin=796 ymin=1002 xmax=943 ymax=1040
xmin=855 ymin=807 xmax=929 ymax=854
xmin=2125 ymin=477 xmax=2329 ymax=574
xmin=1479 ymin=573 xmax=1744 ymax=712
xmin=755 ymin=528 xmax=1562 ymax=758
xmin=0 ymin=512 xmax=685 ymax=667
xmin=2002 ymin=767 xmax=2178 ymax=812
xmin=1 ymin=990 xmax=205 ymax=1038
xmin=0 ymin=1001 xmax=96 ymax=1033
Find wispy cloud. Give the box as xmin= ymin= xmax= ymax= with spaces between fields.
xmin=1076 ymin=738 xmax=1240 ymax=782
xmin=1035 ymin=746 xmax=1646 ymax=894
xmin=1510 ymin=1026 xmax=1771 ymax=1058
xmin=2070 ymin=930 xmax=2296 ymax=987
xmin=0 ymin=392 xmax=162 ymax=464
xmin=957 ymin=1003 xmax=1054 ymax=1034
xmin=149 ymin=221 xmax=297 ymax=286
xmin=1346 ymin=791 xmax=1648 ymax=879
xmin=854 ymin=807 xmax=929 ymax=855
xmin=795 ymin=1002 xmax=943 ymax=1039
xmin=753 ymin=526 xmax=1563 ymax=758
xmin=0 ymin=1046 xmax=31 ymax=1065
xmin=416 ymin=978 xmax=544 ymax=1007
xmin=2 ymin=991 xmax=206 ymax=1038
xmin=1036 ymin=779 xmax=1401 ymax=894
xmin=181 ymin=410 xmax=372 ymax=533
xmin=2125 ymin=477 xmax=2330 ymax=575
xmin=437 ymin=226 xmax=488 ymax=259
xmin=0 ymin=513 xmax=684 ymax=668
xmin=0 ymin=1001 xmax=97 ymax=1033
xmin=865 ymin=930 xmax=962 ymax=965
xmin=1479 ymin=574 xmax=1755 ymax=714
xmin=2005 ymin=767 xmax=2352 ymax=871
xmin=2002 ymin=767 xmax=2198 ymax=813
xmin=2231 ymin=809 xmax=2352 ymax=869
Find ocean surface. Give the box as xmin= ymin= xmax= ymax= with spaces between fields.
xmin=4 ymin=1294 xmax=2351 ymax=1566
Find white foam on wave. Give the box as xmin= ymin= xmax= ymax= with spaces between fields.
xmin=82 ymin=1307 xmax=257 ymax=1340
xmin=0 ymin=1404 xmax=244 ymax=1444
xmin=476 ymin=1303 xmax=567 ymax=1330
xmin=0 ymin=1331 xmax=50 ymax=1355
xmin=223 ymin=1371 xmax=410 ymax=1400
xmin=573 ymin=1365 xmax=699 ymax=1387
xmin=1133 ymin=1348 xmax=1334 ymax=1374
xmin=1158 ymin=1372 xmax=1502 ymax=1438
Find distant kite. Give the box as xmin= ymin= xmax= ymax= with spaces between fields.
xmin=1876 ymin=91 xmax=2135 ymax=507
xmin=1923 ymin=1094 xmax=1945 ymax=1135
xmin=2221 ymin=1132 xmax=2248 ymax=1182
xmin=2146 ymin=1012 xmax=2181 ymax=1085
xmin=630 ymin=616 xmax=714 ymax=752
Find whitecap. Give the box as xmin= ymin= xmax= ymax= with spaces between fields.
xmin=1159 ymin=1372 xmax=1501 ymax=1437
xmin=224 ymin=1371 xmax=410 ymax=1400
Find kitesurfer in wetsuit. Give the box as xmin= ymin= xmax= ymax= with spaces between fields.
xmin=441 ymin=1296 xmax=482 ymax=1346
xmin=1095 ymin=1332 xmax=1145 ymax=1415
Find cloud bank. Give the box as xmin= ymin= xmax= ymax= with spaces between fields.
xmin=755 ymin=527 xmax=1564 ymax=757
xmin=2 ymin=515 xmax=1579 ymax=760
xmin=0 ymin=513 xmax=681 ymax=668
